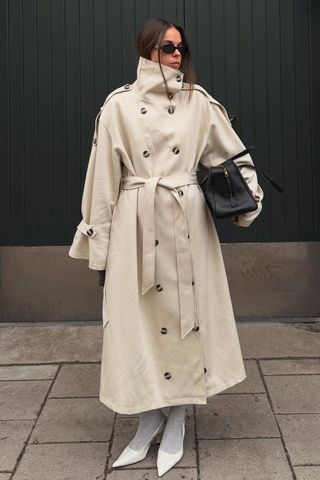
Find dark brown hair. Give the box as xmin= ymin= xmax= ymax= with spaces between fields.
xmin=136 ymin=18 xmax=195 ymax=101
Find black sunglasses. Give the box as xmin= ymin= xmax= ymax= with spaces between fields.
xmin=154 ymin=43 xmax=187 ymax=55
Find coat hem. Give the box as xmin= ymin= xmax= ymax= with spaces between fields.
xmin=99 ymin=373 xmax=246 ymax=414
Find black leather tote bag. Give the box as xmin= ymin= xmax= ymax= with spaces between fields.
xmin=197 ymin=146 xmax=283 ymax=220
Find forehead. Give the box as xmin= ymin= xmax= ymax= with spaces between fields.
xmin=162 ymin=27 xmax=182 ymax=43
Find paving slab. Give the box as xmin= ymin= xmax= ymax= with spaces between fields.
xmin=30 ymin=398 xmax=114 ymax=443
xmin=197 ymin=393 xmax=279 ymax=439
xmin=11 ymin=442 xmax=108 ymax=480
xmin=0 ymin=365 xmax=58 ymax=380
xmin=265 ymin=375 xmax=320 ymax=413
xmin=294 ymin=466 xmax=320 ymax=480
xmin=260 ymin=359 xmax=320 ymax=375
xmin=199 ymin=438 xmax=293 ymax=479
xmin=49 ymin=363 xmax=100 ymax=397
xmin=0 ymin=420 xmax=34 ymax=471
xmin=107 ymin=469 xmax=198 ymax=479
xmin=0 ymin=474 xmax=11 ymax=480
xmin=109 ymin=416 xmax=196 ymax=469
xmin=277 ymin=414 xmax=320 ymax=465
xmin=0 ymin=325 xmax=102 ymax=364
xmin=223 ymin=360 xmax=265 ymax=393
xmin=0 ymin=381 xmax=51 ymax=420
xmin=238 ymin=323 xmax=320 ymax=358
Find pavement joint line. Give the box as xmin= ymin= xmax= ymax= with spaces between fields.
xmin=48 ymin=395 xmax=100 ymax=399
xmin=7 ymin=363 xmax=62 ymax=480
xmin=27 ymin=440 xmax=110 ymax=445
xmin=197 ymin=436 xmax=281 ymax=440
xmin=257 ymin=360 xmax=298 ymax=480
xmin=276 ymin=412 xmax=320 ymax=415
xmin=103 ymin=411 xmax=118 ymax=479
xmin=293 ymin=463 xmax=320 ymax=467
xmin=193 ymin=405 xmax=201 ymax=480
xmin=1 ymin=357 xmax=319 ymax=368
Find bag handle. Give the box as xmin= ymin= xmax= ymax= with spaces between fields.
xmin=230 ymin=145 xmax=284 ymax=194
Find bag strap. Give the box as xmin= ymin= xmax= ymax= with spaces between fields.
xmin=229 ymin=145 xmax=284 ymax=194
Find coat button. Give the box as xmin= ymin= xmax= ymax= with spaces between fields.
xmin=155 ymin=239 xmax=159 ymax=246
xmin=93 ymin=138 xmax=97 ymax=146
xmin=161 ymin=327 xmax=167 ymax=334
xmin=164 ymin=372 xmax=171 ymax=379
xmin=168 ymin=106 xmax=175 ymax=114
xmin=192 ymin=280 xmax=195 ymax=285
xmin=156 ymin=284 xmax=163 ymax=291
xmin=141 ymin=107 xmax=147 ymax=114
xmin=173 ymin=147 xmax=180 ymax=155
xmin=87 ymin=228 xmax=94 ymax=237
xmin=177 ymin=190 xmax=183 ymax=196
xmin=204 ymin=367 xmax=207 ymax=374
xmin=176 ymin=75 xmax=182 ymax=82
xmin=124 ymin=83 xmax=131 ymax=89
xmin=193 ymin=325 xmax=199 ymax=331
xmin=168 ymin=92 xmax=174 ymax=100
xmin=143 ymin=150 xmax=150 ymax=157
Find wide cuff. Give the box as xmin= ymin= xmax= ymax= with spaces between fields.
xmin=68 ymin=219 xmax=111 ymax=270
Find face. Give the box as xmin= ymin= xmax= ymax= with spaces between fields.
xmin=150 ymin=26 xmax=183 ymax=70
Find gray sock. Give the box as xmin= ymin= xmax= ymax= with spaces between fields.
xmin=129 ymin=408 xmax=164 ymax=450
xmin=159 ymin=405 xmax=186 ymax=454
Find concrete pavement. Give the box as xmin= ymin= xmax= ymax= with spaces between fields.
xmin=0 ymin=321 xmax=319 ymax=479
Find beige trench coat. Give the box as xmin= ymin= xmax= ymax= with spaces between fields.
xmin=69 ymin=57 xmax=263 ymax=414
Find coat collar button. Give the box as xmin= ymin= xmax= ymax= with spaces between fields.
xmin=143 ymin=150 xmax=150 ymax=157
xmin=124 ymin=84 xmax=131 ymax=89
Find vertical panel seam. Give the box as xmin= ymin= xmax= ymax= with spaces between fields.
xmin=293 ymin=0 xmax=300 ymax=240
xmin=307 ymin=0 xmax=315 ymax=238
xmin=22 ymin=0 xmax=26 ymax=244
xmin=35 ymin=0 xmax=39 ymax=244
xmin=6 ymin=0 xmax=11 ymax=244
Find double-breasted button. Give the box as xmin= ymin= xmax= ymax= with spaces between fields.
xmin=143 ymin=150 xmax=150 ymax=157
xmin=193 ymin=325 xmax=199 ymax=331
xmin=93 ymin=138 xmax=97 ymax=146
xmin=173 ymin=147 xmax=180 ymax=155
xmin=168 ymin=106 xmax=175 ymax=114
xmin=192 ymin=280 xmax=195 ymax=285
xmin=156 ymin=284 xmax=163 ymax=291
xmin=168 ymin=92 xmax=174 ymax=100
xmin=124 ymin=84 xmax=131 ymax=89
xmin=177 ymin=190 xmax=183 ymax=197
xmin=161 ymin=327 xmax=167 ymax=334
xmin=164 ymin=372 xmax=171 ymax=379
xmin=176 ymin=75 xmax=182 ymax=82
xmin=87 ymin=228 xmax=94 ymax=237
xmin=155 ymin=239 xmax=159 ymax=246
xmin=204 ymin=367 xmax=207 ymax=374
xmin=140 ymin=107 xmax=147 ymax=114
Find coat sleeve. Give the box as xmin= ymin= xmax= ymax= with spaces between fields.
xmin=68 ymin=113 xmax=122 ymax=270
xmin=199 ymin=99 xmax=264 ymax=227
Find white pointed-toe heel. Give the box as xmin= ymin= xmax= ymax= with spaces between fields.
xmin=157 ymin=421 xmax=185 ymax=477
xmin=112 ymin=415 xmax=166 ymax=468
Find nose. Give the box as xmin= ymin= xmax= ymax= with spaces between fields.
xmin=172 ymin=48 xmax=181 ymax=57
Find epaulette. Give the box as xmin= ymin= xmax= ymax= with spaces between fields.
xmin=100 ymin=83 xmax=132 ymax=110
xmin=191 ymin=84 xmax=231 ymax=125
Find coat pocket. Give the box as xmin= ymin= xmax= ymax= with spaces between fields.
xmin=102 ymin=284 xmax=109 ymax=328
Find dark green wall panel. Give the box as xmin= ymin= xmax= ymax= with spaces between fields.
xmin=0 ymin=0 xmax=318 ymax=245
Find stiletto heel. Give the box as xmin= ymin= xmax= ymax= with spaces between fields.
xmin=112 ymin=415 xmax=166 ymax=468
xmin=157 ymin=421 xmax=185 ymax=477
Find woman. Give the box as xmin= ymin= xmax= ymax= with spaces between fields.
xmin=69 ymin=18 xmax=263 ymax=477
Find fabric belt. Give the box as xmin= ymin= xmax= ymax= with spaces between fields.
xmin=121 ymin=172 xmax=198 ymax=339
